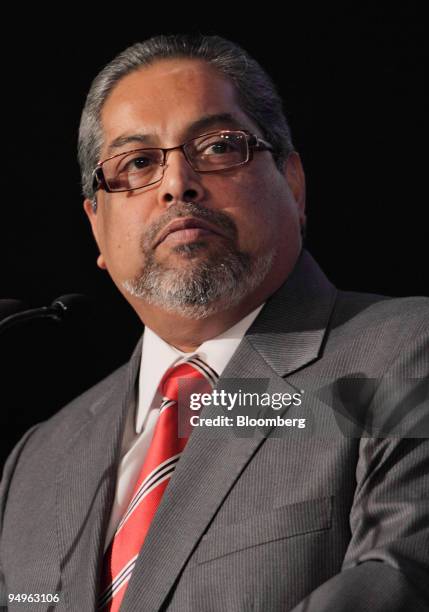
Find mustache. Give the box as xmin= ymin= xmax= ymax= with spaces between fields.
xmin=141 ymin=202 xmax=238 ymax=251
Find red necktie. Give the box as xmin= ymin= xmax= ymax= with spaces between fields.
xmin=98 ymin=356 xmax=218 ymax=611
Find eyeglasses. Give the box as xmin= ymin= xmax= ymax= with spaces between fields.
xmin=92 ymin=129 xmax=274 ymax=193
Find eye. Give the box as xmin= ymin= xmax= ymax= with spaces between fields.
xmin=132 ymin=156 xmax=151 ymax=168
xmin=124 ymin=155 xmax=154 ymax=171
xmin=204 ymin=140 xmax=235 ymax=154
xmin=199 ymin=136 xmax=242 ymax=156
xmin=116 ymin=150 xmax=160 ymax=174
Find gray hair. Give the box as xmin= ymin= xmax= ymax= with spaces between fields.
xmin=77 ymin=33 xmax=295 ymax=200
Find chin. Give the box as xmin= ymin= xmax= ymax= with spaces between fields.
xmin=160 ymin=240 xmax=219 ymax=261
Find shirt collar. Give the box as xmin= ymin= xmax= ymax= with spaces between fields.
xmin=136 ymin=303 xmax=265 ymax=434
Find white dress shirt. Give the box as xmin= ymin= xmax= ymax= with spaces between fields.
xmin=104 ymin=303 xmax=265 ymax=550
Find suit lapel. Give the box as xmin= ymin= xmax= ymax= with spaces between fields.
xmin=246 ymin=249 xmax=337 ymax=378
xmin=122 ymin=249 xmax=337 ymax=611
xmin=55 ymin=338 xmax=142 ymax=611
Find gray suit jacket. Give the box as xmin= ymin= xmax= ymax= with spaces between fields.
xmin=1 ymin=249 xmax=429 ymax=611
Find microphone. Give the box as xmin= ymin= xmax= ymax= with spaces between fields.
xmin=0 ymin=299 xmax=27 ymax=319
xmin=0 ymin=294 xmax=92 ymax=333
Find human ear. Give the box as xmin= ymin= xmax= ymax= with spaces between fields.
xmin=284 ymin=152 xmax=306 ymax=228
xmin=83 ymin=198 xmax=107 ymax=270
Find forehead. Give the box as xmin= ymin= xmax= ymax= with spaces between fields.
xmin=100 ymin=58 xmax=260 ymax=155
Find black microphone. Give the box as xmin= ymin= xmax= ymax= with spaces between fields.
xmin=0 ymin=294 xmax=92 ymax=333
xmin=0 ymin=299 xmax=27 ymax=320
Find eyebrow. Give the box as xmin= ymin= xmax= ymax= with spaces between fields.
xmin=105 ymin=112 xmax=245 ymax=156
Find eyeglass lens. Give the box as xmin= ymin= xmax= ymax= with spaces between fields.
xmin=102 ymin=131 xmax=249 ymax=192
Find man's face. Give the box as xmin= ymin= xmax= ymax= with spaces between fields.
xmin=84 ymin=58 xmax=306 ymax=318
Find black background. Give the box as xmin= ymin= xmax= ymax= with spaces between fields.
xmin=1 ymin=6 xmax=428 ymax=466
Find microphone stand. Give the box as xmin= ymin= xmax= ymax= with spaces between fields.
xmin=0 ymin=295 xmax=91 ymax=334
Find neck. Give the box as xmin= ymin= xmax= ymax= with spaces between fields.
xmin=139 ymin=299 xmax=261 ymax=353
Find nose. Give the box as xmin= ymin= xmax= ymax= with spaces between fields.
xmin=158 ymin=148 xmax=206 ymax=208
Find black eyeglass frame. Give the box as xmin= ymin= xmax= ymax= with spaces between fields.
xmin=91 ymin=129 xmax=274 ymax=194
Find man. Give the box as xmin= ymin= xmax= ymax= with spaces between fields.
xmin=1 ymin=33 xmax=429 ymax=612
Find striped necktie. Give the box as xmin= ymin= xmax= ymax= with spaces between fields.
xmin=98 ymin=356 xmax=218 ymax=611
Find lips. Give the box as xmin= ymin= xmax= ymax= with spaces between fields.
xmin=154 ymin=217 xmax=226 ymax=247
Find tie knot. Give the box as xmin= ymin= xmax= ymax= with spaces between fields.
xmin=160 ymin=357 xmax=218 ymax=402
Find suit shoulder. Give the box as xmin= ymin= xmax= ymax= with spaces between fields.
xmin=333 ymin=290 xmax=429 ymax=331
xmin=15 ymin=362 xmax=130 ymax=456
xmin=328 ymin=291 xmax=429 ymax=373
xmin=54 ymin=362 xmax=130 ymax=421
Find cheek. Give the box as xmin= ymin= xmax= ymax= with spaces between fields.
xmin=98 ymin=210 xmax=145 ymax=275
xmin=221 ymin=173 xmax=289 ymax=251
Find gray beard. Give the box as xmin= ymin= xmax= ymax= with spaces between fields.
xmin=121 ymin=202 xmax=274 ymax=319
xmin=123 ymin=242 xmax=274 ymax=319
